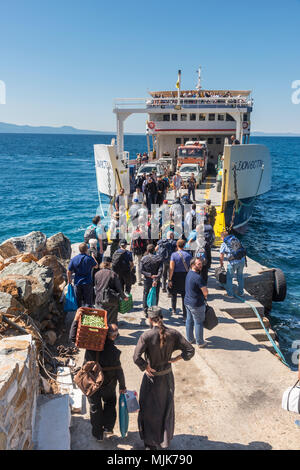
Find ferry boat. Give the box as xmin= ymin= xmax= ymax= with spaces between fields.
xmin=94 ymin=69 xmax=271 ymax=234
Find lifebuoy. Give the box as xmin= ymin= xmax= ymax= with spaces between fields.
xmin=148 ymin=121 xmax=155 ymax=130
xmin=242 ymin=121 xmax=248 ymax=130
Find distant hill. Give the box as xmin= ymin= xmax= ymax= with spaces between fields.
xmin=252 ymin=131 xmax=300 ymax=137
xmin=0 ymin=122 xmax=111 ymax=134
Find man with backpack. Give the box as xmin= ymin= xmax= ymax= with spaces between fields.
xmin=155 ymin=231 xmax=177 ymax=292
xmin=84 ymin=215 xmax=106 ymax=264
xmin=140 ymin=244 xmax=163 ymax=317
xmin=131 ymin=226 xmax=148 ymax=286
xmin=112 ymin=239 xmax=134 ymax=295
xmin=219 ymin=231 xmax=247 ymax=297
xmin=67 ymin=243 xmax=98 ymax=307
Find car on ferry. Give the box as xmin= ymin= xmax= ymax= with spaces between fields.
xmin=179 ymin=163 xmax=204 ymax=187
xmin=136 ymin=162 xmax=165 ymax=178
xmin=158 ymin=155 xmax=176 ymax=174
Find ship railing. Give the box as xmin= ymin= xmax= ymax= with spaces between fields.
xmin=114 ymin=97 xmax=253 ymax=110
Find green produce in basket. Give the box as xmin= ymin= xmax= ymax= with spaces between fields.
xmin=81 ymin=315 xmax=106 ymax=328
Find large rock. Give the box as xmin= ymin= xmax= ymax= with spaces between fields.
xmin=37 ymin=256 xmax=66 ymax=297
xmin=45 ymin=233 xmax=71 ymax=262
xmin=0 ymin=262 xmax=53 ymax=316
xmin=0 ymin=232 xmax=47 ymax=260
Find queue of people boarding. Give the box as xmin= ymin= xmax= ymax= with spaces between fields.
xmin=67 ymin=190 xmax=247 ymax=450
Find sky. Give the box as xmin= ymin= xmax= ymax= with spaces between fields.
xmin=0 ymin=0 xmax=300 ymax=134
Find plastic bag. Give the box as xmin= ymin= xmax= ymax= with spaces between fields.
xmin=124 ymin=390 xmax=139 ymax=413
xmin=119 ymin=393 xmax=129 ymax=437
xmin=64 ymin=284 xmax=78 ymax=312
xmin=147 ymin=286 xmax=157 ymax=307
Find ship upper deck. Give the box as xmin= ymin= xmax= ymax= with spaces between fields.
xmin=114 ymin=89 xmax=253 ymax=113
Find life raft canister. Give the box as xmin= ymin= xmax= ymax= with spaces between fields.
xmin=148 ymin=121 xmax=155 ymax=130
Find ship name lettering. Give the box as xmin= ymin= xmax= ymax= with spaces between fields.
xmin=236 ymin=160 xmax=263 ymax=171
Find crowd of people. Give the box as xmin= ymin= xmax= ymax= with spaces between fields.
xmin=67 ymin=184 xmax=247 ymax=450
xmin=147 ymin=91 xmax=250 ymax=107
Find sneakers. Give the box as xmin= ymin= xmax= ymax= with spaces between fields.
xmin=104 ymin=428 xmax=114 ymax=438
xmin=198 ymin=341 xmax=208 ymax=349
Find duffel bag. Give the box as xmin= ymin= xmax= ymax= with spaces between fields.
xmin=215 ymin=266 xmax=227 ymax=284
xmin=203 ymin=303 xmax=218 ymax=330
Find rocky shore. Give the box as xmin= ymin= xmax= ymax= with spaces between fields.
xmin=0 ymin=231 xmax=71 ymax=349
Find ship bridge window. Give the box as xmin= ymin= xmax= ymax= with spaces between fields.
xmin=226 ymin=113 xmax=235 ymax=121
xmin=199 ymin=114 xmax=206 ymax=121
xmin=190 ymin=113 xmax=196 ymax=121
xmin=176 ymin=138 xmax=182 ymax=144
xmin=163 ymin=114 xmax=170 ymax=121
xmin=207 ymin=138 xmax=214 ymax=144
xmin=218 ymin=114 xmax=225 ymax=121
xmin=172 ymin=114 xmax=178 ymax=121
xmin=243 ymin=113 xmax=249 ymax=121
xmin=216 ymin=137 xmax=222 ymax=145
xmin=183 ymin=137 xmax=189 ymax=143
xmin=181 ymin=114 xmax=187 ymax=121
xmin=208 ymin=114 xmax=215 ymax=121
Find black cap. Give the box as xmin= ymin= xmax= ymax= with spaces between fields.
xmin=103 ymin=256 xmax=112 ymax=263
xmin=120 ymin=239 xmax=128 ymax=246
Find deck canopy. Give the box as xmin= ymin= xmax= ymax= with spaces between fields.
xmin=149 ymin=90 xmax=251 ymax=97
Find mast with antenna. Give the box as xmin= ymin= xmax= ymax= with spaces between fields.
xmin=196 ymin=66 xmax=202 ymax=91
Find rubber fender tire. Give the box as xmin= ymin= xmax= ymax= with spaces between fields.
xmin=216 ymin=181 xmax=222 ymax=192
xmin=272 ymin=268 xmax=287 ymax=302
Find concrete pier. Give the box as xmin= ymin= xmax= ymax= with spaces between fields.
xmin=70 ymin=183 xmax=298 ymax=450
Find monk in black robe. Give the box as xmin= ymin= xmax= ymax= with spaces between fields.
xmin=133 ymin=306 xmax=195 ymax=450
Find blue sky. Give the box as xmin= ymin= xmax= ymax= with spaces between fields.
xmin=0 ymin=0 xmax=299 ymax=133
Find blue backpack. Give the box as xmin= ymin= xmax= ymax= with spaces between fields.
xmin=224 ymin=235 xmax=246 ymax=261
xmin=158 ymin=239 xmax=174 ymax=262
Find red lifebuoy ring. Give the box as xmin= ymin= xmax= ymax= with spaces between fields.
xmin=148 ymin=121 xmax=155 ymax=130
xmin=242 ymin=121 xmax=249 ymax=129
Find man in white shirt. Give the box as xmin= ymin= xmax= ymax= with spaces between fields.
xmin=172 ymin=172 xmax=182 ymax=199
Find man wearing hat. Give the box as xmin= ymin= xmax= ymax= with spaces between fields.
xmin=204 ymin=199 xmax=217 ymax=229
xmin=112 ymin=239 xmax=134 ymax=295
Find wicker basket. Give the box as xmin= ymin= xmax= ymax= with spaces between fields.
xmin=75 ymin=307 xmax=108 ymax=352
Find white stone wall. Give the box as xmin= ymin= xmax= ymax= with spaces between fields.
xmin=0 ymin=334 xmax=39 ymax=450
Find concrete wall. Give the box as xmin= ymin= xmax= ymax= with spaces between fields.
xmin=0 ymin=334 xmax=39 ymax=450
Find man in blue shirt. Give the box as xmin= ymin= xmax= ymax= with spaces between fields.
xmin=67 ymin=243 xmax=98 ymax=307
xmin=184 ymin=257 xmax=208 ymax=347
xmin=219 ymin=231 xmax=246 ymax=297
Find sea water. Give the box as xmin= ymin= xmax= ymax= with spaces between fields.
xmin=0 ymin=133 xmax=299 ymax=366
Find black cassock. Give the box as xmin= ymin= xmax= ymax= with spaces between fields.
xmin=133 ymin=326 xmax=195 ymax=448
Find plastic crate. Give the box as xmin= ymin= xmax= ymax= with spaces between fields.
xmin=119 ymin=294 xmax=133 ymax=314
xmin=75 ymin=307 xmax=108 ymax=352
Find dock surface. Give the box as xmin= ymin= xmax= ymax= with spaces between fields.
xmin=70 ymin=183 xmax=298 ymax=450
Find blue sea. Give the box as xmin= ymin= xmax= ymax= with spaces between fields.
xmin=0 ymin=133 xmax=299 ymax=367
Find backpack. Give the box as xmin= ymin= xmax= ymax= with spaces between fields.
xmin=84 ymin=225 xmax=97 ymax=244
xmin=195 ymin=247 xmax=207 ymax=266
xmin=224 ymin=235 xmax=246 ymax=261
xmin=158 ymin=239 xmax=173 ymax=262
xmin=132 ymin=236 xmax=146 ymax=255
xmin=204 ymin=225 xmax=215 ymax=246
xmin=112 ymin=250 xmax=130 ymax=274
